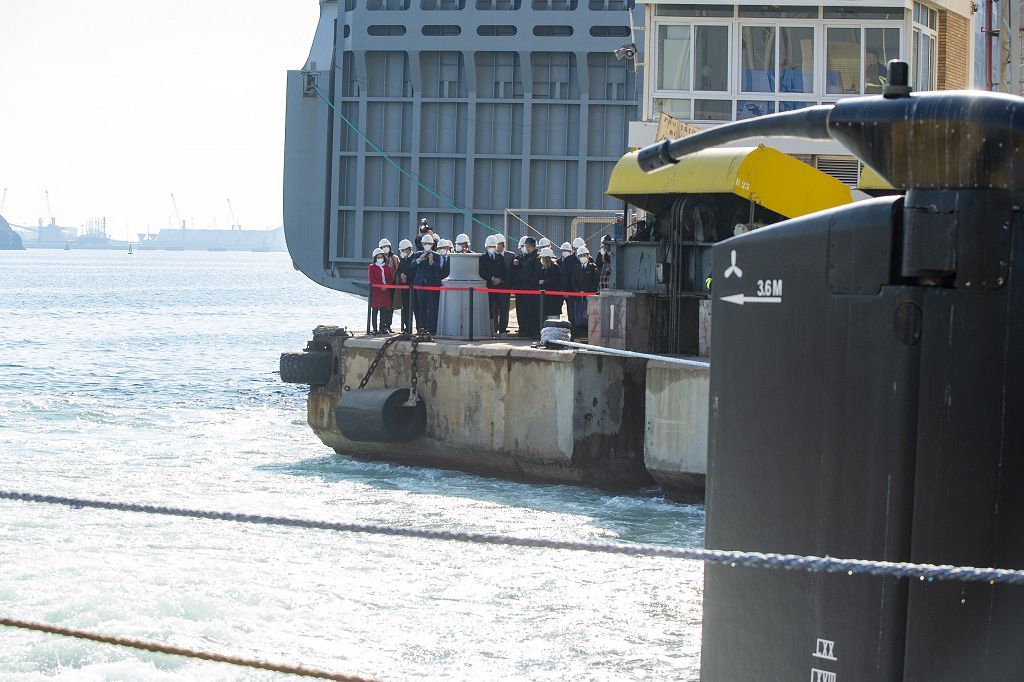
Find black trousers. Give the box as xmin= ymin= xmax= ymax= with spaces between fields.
xmin=416 ymin=290 xmax=439 ymax=334
xmin=371 ymin=307 xmax=391 ymax=332
xmin=400 ymin=290 xmax=414 ymax=334
xmin=495 ymin=293 xmax=510 ymax=333
xmin=517 ymin=294 xmax=539 ymax=337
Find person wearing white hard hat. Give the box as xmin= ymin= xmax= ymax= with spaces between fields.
xmin=368 ymin=247 xmax=396 ymax=335
xmin=571 ymin=246 xmax=599 ymax=338
xmin=413 ymin=233 xmax=442 ymax=334
xmin=414 ymin=218 xmax=433 ymax=250
xmin=378 ymin=237 xmax=403 ymax=319
xmin=518 ymin=235 xmax=529 ymax=255
xmin=511 ymin=236 xmax=542 ymax=337
xmin=559 ymin=240 xmax=581 ymax=324
xmin=436 ymin=239 xmax=453 ymax=279
xmin=455 ymin=233 xmax=472 ymax=253
xmin=479 ymin=234 xmax=507 ymax=334
xmin=493 ymin=234 xmax=514 ymax=333
xmin=538 ymin=246 xmax=563 ymax=319
xmin=396 ymin=238 xmax=417 ymax=334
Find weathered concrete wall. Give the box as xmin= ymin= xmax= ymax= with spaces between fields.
xmin=645 ymin=360 xmax=709 ymax=502
xmin=306 ymin=330 xmax=654 ymax=491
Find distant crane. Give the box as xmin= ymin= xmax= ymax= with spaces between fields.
xmin=0 ymin=187 xmax=6 ymax=214
xmin=227 ymin=198 xmax=240 ymax=230
xmin=170 ymin=193 xmax=185 ymax=229
xmin=45 ymin=189 xmax=54 ymax=226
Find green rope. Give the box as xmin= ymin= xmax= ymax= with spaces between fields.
xmin=312 ymin=85 xmax=502 ymax=236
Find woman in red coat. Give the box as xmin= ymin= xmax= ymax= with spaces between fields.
xmin=368 ymin=247 xmax=396 ymax=334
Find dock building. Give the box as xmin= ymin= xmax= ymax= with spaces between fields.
xmin=628 ymin=0 xmax=976 ymax=186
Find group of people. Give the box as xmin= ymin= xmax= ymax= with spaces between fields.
xmin=367 ymin=218 xmax=605 ymax=339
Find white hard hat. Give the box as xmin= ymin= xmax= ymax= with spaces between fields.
xmin=518 ymin=236 xmax=528 ymax=247
xmin=455 ymin=233 xmax=470 ymax=244
xmin=378 ymin=238 xmax=391 ymax=248
xmin=539 ymin=247 xmax=555 ymax=258
xmin=576 ymin=246 xmax=590 ymax=257
xmin=572 ymin=237 xmax=585 ymax=249
xmin=537 ymin=238 xmax=551 ymax=248
xmin=495 ymin=234 xmax=506 ymax=243
xmin=421 ymin=234 xmax=435 ymax=244
xmin=560 ymin=242 xmax=572 ymax=251
xmin=485 ymin=235 xmax=498 ymax=248
xmin=372 ymin=247 xmax=384 ymax=257
xmin=398 ymin=239 xmax=413 ymax=250
xmin=438 ymin=239 xmax=453 ymax=249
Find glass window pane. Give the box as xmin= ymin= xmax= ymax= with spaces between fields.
xmin=779 ymin=101 xmax=815 ymax=112
xmin=657 ymin=25 xmax=692 ymax=90
xmin=693 ymin=99 xmax=732 ymax=121
xmin=823 ymin=6 xmax=905 ymax=19
xmin=741 ymin=26 xmax=776 ymax=92
xmin=826 ymin=27 xmax=860 ymax=94
xmin=739 ymin=5 xmax=818 ymax=17
xmin=736 ymin=100 xmax=775 ymax=119
xmin=657 ymin=4 xmax=734 ymax=17
xmin=780 ymin=26 xmax=814 ymax=93
xmin=865 ymin=27 xmax=900 ymax=94
xmin=654 ymin=97 xmax=692 ymax=118
xmin=922 ymin=33 xmax=934 ymax=89
xmin=695 ymin=25 xmax=729 ymax=91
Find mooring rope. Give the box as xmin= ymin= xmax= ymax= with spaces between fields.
xmin=2 ymin=490 xmax=1023 ymax=586
xmin=544 ymin=337 xmax=712 ymax=369
xmin=0 ymin=615 xmax=376 ymax=681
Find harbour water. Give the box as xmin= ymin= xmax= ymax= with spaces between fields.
xmin=0 ymin=250 xmax=704 ymax=681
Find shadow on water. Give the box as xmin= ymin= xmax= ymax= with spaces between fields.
xmin=259 ymin=453 xmax=706 ymax=548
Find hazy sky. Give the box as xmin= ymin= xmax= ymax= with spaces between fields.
xmin=0 ymin=1 xmax=319 ymax=239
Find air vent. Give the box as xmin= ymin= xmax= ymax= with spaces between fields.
xmin=815 ymin=155 xmax=860 ymax=187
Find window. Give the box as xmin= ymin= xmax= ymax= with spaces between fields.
xmin=823 ymin=6 xmax=904 ymax=20
xmin=825 ymin=27 xmax=900 ymax=95
xmin=366 ymin=0 xmax=410 ymax=8
xmin=656 ymin=23 xmax=728 ymax=91
xmin=475 ymin=0 xmax=521 ymax=8
xmin=656 ymin=4 xmax=734 ymax=17
xmin=740 ymin=25 xmax=813 ymax=95
xmin=478 ymin=25 xmax=516 ymax=36
xmin=739 ymin=5 xmax=818 ymax=18
xmin=423 ymin=24 xmax=461 ymax=35
xmin=532 ymin=0 xmax=577 ymax=8
xmin=421 ymin=0 xmax=465 ymax=7
xmin=368 ymin=25 xmax=406 ymax=36
xmin=534 ymin=25 xmax=574 ymax=36
xmin=912 ymin=2 xmax=938 ymax=90
xmin=590 ymin=26 xmax=631 ymax=37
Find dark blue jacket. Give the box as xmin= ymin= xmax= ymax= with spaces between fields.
xmin=396 ymin=255 xmax=417 ymax=286
xmin=412 ymin=250 xmax=443 ymax=286
xmin=558 ymin=255 xmax=579 ymax=291
xmin=479 ymin=250 xmax=507 ymax=285
xmin=437 ymin=253 xmax=451 ymax=280
xmin=514 ymin=250 xmax=542 ymax=290
xmin=573 ymin=260 xmax=600 ymax=293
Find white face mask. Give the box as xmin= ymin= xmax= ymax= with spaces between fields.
xmin=520 ymin=246 xmax=527 ymax=254
xmin=402 ymin=249 xmax=412 ymax=257
xmin=438 ymin=248 xmax=448 ymax=256
xmin=423 ymin=244 xmax=433 ymax=252
xmin=383 ymin=246 xmax=391 ymax=253
xmin=561 ymin=250 xmax=571 ymax=257
xmin=486 ymin=246 xmax=496 ymax=254
xmin=579 ymin=256 xmax=589 ymax=265
xmin=375 ymin=257 xmax=384 ymax=265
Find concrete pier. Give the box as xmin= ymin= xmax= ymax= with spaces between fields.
xmin=305 ymin=328 xmax=655 ymax=490
xmin=644 ymin=360 xmax=709 ymax=503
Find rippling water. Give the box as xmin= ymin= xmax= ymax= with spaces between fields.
xmin=0 ymin=250 xmax=704 ymax=681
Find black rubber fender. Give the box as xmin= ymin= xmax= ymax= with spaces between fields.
xmin=279 ymin=350 xmax=333 ymax=386
xmin=336 ymin=388 xmax=426 ymax=442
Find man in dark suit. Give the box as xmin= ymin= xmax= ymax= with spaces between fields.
xmin=479 ymin=234 xmax=507 ymax=336
xmin=511 ymin=236 xmax=542 ymax=337
xmin=494 ymin=234 xmax=516 ymax=334
xmin=413 ymin=234 xmax=443 ymax=334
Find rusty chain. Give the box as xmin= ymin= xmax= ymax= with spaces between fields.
xmin=355 ymin=332 xmax=432 ymax=391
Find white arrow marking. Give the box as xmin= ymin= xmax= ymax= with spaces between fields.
xmin=720 ymin=294 xmax=782 ymax=305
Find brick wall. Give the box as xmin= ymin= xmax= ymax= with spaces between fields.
xmin=938 ymin=10 xmax=970 ymax=89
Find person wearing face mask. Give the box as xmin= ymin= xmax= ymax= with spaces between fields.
xmin=571 ymin=245 xmax=599 ymax=339
xmin=455 ymin=233 xmax=472 ymax=254
xmin=478 ymin=234 xmax=507 ymax=335
xmin=494 ymin=234 xmax=514 ymax=334
xmin=368 ymin=247 xmax=396 ymax=335
xmin=512 ymin=236 xmax=542 ymax=337
xmin=596 ymin=235 xmax=613 ymax=290
xmin=560 ymin=239 xmax=582 ymax=325
xmin=436 ymin=239 xmax=453 ymax=279
xmin=396 ymin=238 xmax=417 ymax=334
xmin=518 ymin=235 xmax=528 ymax=255
xmin=414 ymin=218 xmax=433 ymax=250
xmin=538 ymin=247 xmax=562 ymax=320
xmin=413 ymin=233 xmax=442 ymax=335
xmin=379 ymin=238 xmax=403 ymax=321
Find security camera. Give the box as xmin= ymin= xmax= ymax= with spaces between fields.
xmin=614 ymin=43 xmax=637 ymax=61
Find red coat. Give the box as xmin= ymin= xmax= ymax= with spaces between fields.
xmin=368 ymin=262 xmax=395 ymax=308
